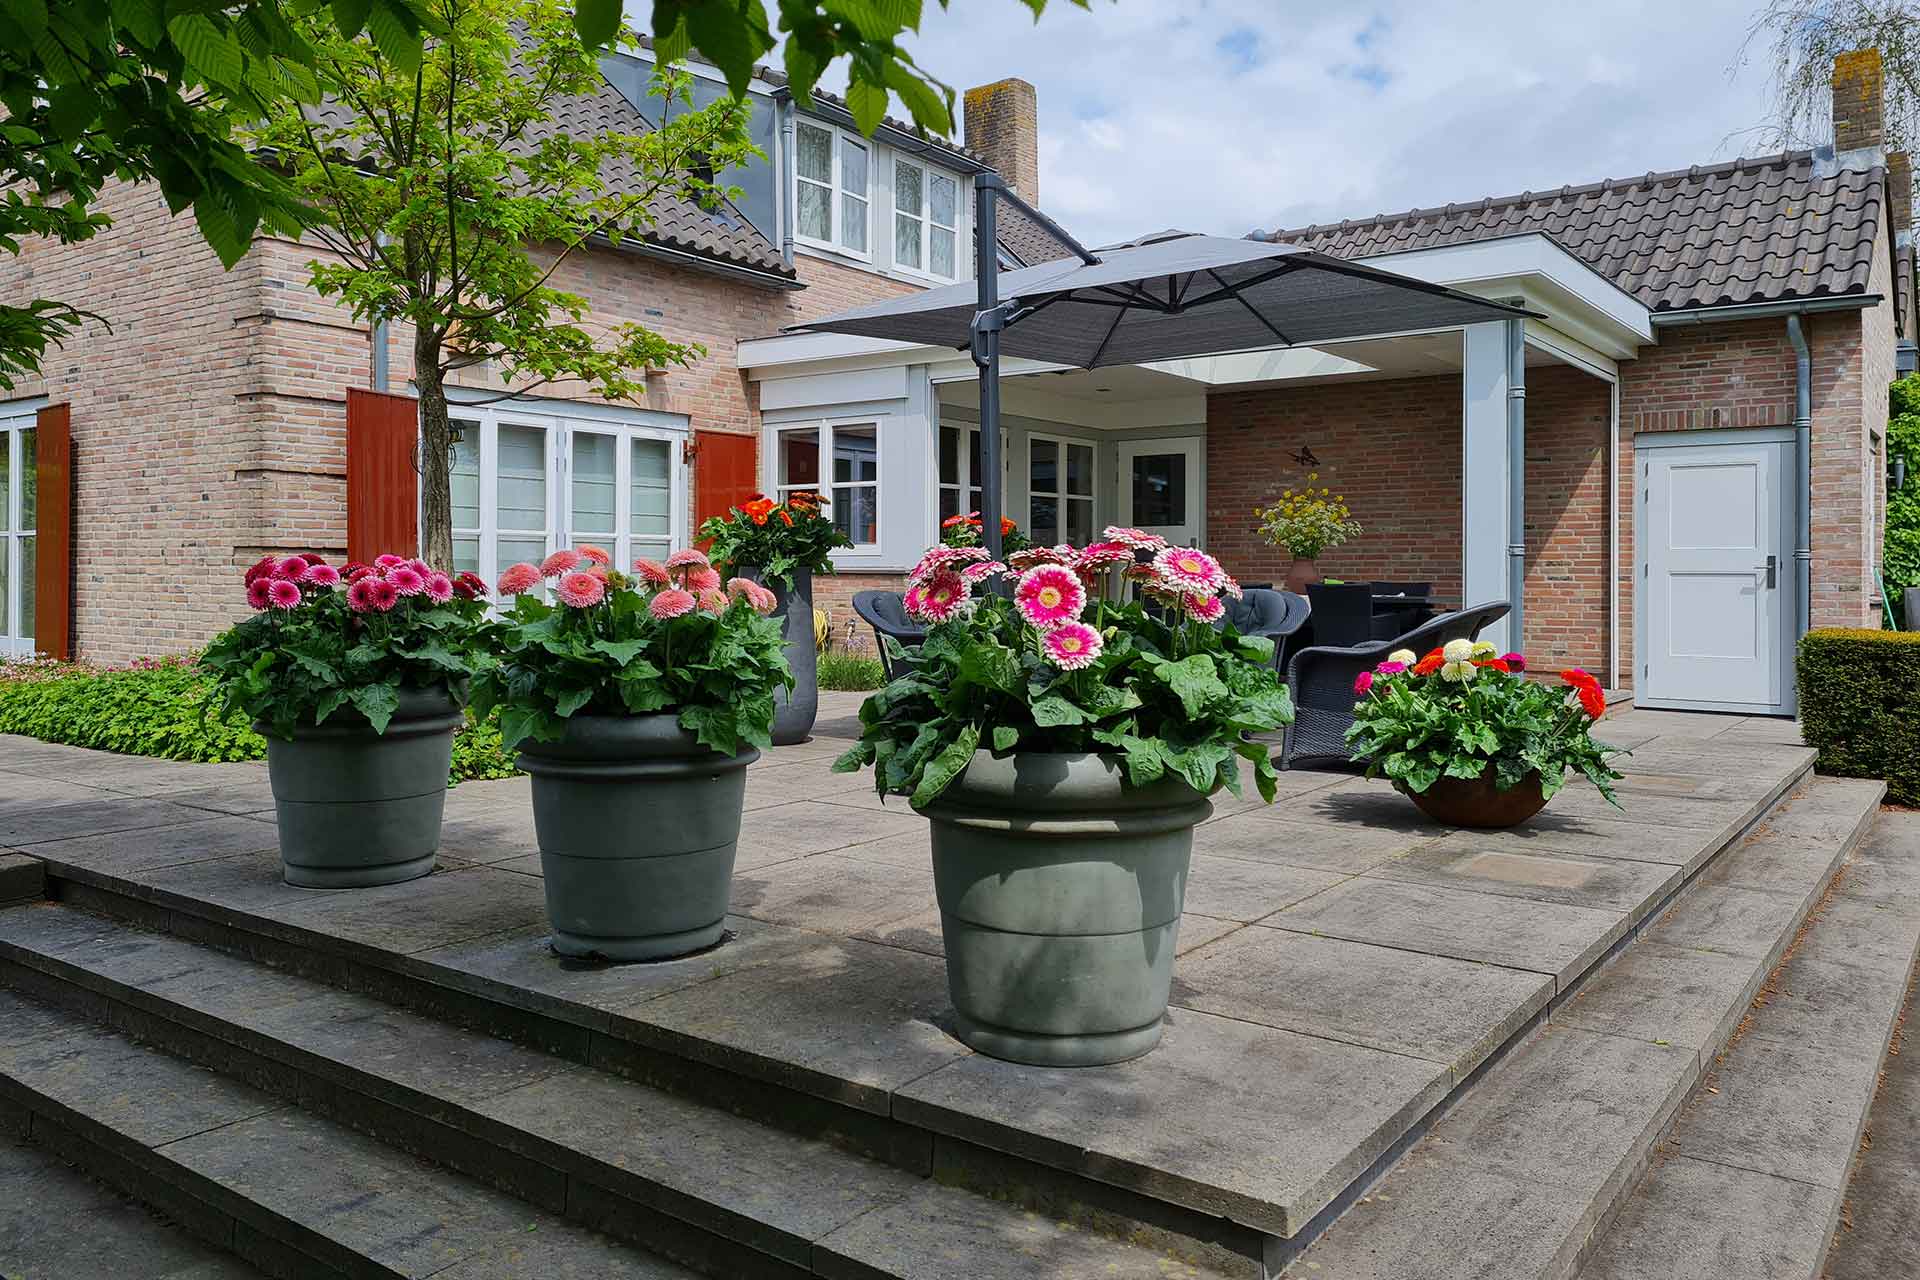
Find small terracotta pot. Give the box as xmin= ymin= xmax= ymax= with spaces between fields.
xmin=1399 ymin=769 xmax=1550 ymax=828
xmin=1282 ymin=557 xmax=1322 ymax=593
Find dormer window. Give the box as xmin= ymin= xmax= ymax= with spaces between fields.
xmin=795 ymin=120 xmax=870 ymax=258
xmin=894 ymin=158 xmax=959 ymax=279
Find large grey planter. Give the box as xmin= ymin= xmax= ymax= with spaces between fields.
xmin=263 ymin=686 xmax=462 ymax=889
xmin=916 ymin=751 xmax=1212 ymax=1067
xmin=1905 ymin=586 xmax=1920 ymax=631
xmin=517 ymin=714 xmax=757 ymax=962
xmin=742 ymin=565 xmax=817 ymax=745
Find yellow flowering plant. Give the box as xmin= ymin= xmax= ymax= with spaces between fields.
xmin=1254 ymin=474 xmax=1362 ymax=559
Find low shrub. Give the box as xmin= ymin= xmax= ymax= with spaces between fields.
xmin=1797 ymin=628 xmax=1920 ymax=805
xmin=818 ymin=650 xmax=884 ymax=692
xmin=0 ymin=656 xmax=518 ymax=784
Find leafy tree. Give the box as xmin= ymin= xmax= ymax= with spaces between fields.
xmin=249 ymin=0 xmax=758 ymax=569
xmin=1886 ymin=375 xmax=1920 ymax=613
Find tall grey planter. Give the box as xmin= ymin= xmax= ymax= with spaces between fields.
xmin=518 ymin=714 xmax=757 ymax=962
xmin=1905 ymin=586 xmax=1920 ymax=631
xmin=263 ymin=686 xmax=462 ymax=889
xmin=916 ymin=751 xmax=1212 ymax=1067
xmin=742 ymin=565 xmax=817 ymax=745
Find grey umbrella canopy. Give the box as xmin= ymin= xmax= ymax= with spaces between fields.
xmin=788 ymin=229 xmax=1530 ymax=367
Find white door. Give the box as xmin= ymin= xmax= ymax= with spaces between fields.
xmin=1118 ymin=439 xmax=1203 ymax=545
xmin=1640 ymin=436 xmax=1794 ymax=712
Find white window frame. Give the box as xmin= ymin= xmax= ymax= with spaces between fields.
xmin=1027 ymin=432 xmax=1098 ymax=546
xmin=793 ymin=120 xmax=872 ymax=261
xmin=770 ymin=418 xmax=882 ymax=551
xmin=938 ymin=422 xmax=983 ymax=522
xmin=892 ymin=157 xmax=961 ymax=282
xmin=446 ymin=403 xmax=688 ymax=590
xmin=0 ymin=410 xmax=36 ymax=656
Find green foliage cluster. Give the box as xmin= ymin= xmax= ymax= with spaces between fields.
xmin=1797 ymin=627 xmax=1920 ymax=805
xmin=1886 ymin=375 xmax=1920 ymax=612
xmin=834 ymin=598 xmax=1294 ymax=808
xmin=698 ymin=492 xmax=850 ymax=591
xmin=817 ymin=650 xmax=884 ymax=692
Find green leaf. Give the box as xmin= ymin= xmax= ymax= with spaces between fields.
xmin=554 ymin=686 xmax=595 ymax=718
xmin=844 ymin=76 xmax=889 ymax=135
xmin=347 ymin=682 xmax=400 ymax=735
xmin=167 ymin=13 xmax=243 ymax=87
xmin=363 ymin=0 xmax=423 ymax=72
xmin=590 ymin=638 xmax=653 ymax=667
xmin=910 ymin=722 xmax=978 ymax=808
xmin=574 ymin=0 xmax=622 ymax=47
xmin=1030 ymin=694 xmax=1088 ymax=728
xmin=1151 ymin=654 xmax=1230 ymax=719
xmin=991 ymin=724 xmax=1019 ymax=752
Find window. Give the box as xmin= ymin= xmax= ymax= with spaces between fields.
xmin=776 ymin=421 xmax=879 ymax=547
xmin=1029 ymin=435 xmax=1095 ymax=546
xmin=895 ymin=159 xmax=959 ymax=279
xmin=448 ymin=405 xmax=686 ymax=588
xmin=0 ymin=412 xmax=36 ymax=654
xmin=795 ymin=121 xmax=870 ymax=257
xmin=938 ymin=424 xmax=982 ymax=522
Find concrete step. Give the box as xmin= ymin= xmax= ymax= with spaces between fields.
xmin=1577 ymin=810 xmax=1920 ymax=1280
xmin=1278 ymin=774 xmax=1888 ymax=1279
xmin=0 ymin=985 xmax=700 ymax=1279
xmin=0 ymin=900 xmax=1242 ymax=1280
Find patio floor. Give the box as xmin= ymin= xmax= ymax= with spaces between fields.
xmin=0 ymin=694 xmax=1819 ymax=1242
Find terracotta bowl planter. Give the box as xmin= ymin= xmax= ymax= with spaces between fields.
xmin=1398 ymin=769 xmax=1550 ymax=828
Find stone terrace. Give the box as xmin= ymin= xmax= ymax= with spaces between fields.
xmin=0 ymin=693 xmax=1823 ymax=1267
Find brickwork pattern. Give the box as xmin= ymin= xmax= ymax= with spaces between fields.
xmin=1833 ymin=48 xmax=1886 ymax=153
xmin=963 ymin=78 xmax=1040 ymax=205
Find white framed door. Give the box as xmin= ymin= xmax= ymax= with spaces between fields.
xmin=1637 ymin=430 xmax=1795 ymax=714
xmin=1118 ymin=438 xmax=1203 ymax=545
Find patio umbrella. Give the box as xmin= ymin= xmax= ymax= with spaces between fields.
xmin=789 ymin=176 xmax=1533 ymax=558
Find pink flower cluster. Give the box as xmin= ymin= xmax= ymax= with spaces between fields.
xmin=243 ymin=552 xmax=473 ymax=615
xmin=496 ymin=545 xmax=777 ymax=618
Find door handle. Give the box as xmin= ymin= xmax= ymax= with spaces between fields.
xmin=1756 ymin=555 xmax=1777 ymax=588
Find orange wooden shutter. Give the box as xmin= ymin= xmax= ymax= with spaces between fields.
xmin=346 ymin=388 xmax=420 ymax=563
xmin=693 ymin=429 xmax=758 ymax=533
xmin=32 ymin=403 xmax=72 ymax=661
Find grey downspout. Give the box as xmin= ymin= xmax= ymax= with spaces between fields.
xmin=778 ymin=98 xmax=797 ymax=268
xmin=1787 ymin=313 xmax=1813 ymax=649
xmin=370 ymin=318 xmax=390 ymax=391
xmin=1506 ymin=316 xmax=1526 ymax=649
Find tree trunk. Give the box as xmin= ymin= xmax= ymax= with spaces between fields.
xmin=415 ymin=330 xmax=455 ymax=572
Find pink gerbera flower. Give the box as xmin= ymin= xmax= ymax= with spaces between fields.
xmin=1006 ymin=544 xmax=1075 ymax=572
xmin=1075 ymin=541 xmax=1135 ymax=571
xmin=1354 ymin=670 xmax=1375 ymax=697
xmin=1014 ymin=564 xmax=1086 ymax=628
xmin=246 ymin=578 xmax=273 ymax=610
xmin=960 ymin=559 xmax=1006 ymax=585
xmin=266 ymin=578 xmax=303 ymax=610
xmin=346 ymin=577 xmax=380 ymax=613
xmin=633 ymin=558 xmax=671 ymax=585
xmin=1043 ymin=622 xmax=1104 ymax=670
xmin=910 ymin=544 xmax=990 ymax=583
xmin=424 ymin=572 xmax=455 ymax=603
xmin=650 ymin=587 xmax=697 ymax=619
xmin=697 ymin=587 xmax=730 ymax=613
xmin=556 ymin=571 xmax=606 ymax=608
xmin=1501 ymin=652 xmax=1527 ymax=672
xmin=1154 ymin=546 xmax=1226 ymax=593
xmin=575 ymin=544 xmax=612 ymax=567
xmin=908 ymin=569 xmax=971 ymax=623
xmin=1102 ymin=526 xmax=1168 ymax=550
xmin=386 ymin=565 xmax=427 ymax=596
xmin=496 ymin=563 xmax=542 ymax=596
xmin=373 ymin=554 xmax=406 ymax=569
xmin=343 ymin=562 xmax=374 ymax=582
xmin=540 ymin=549 xmax=582 ymax=577
xmin=665 ymin=548 xmax=710 ymax=570
xmin=270 ymin=555 xmax=308 ymax=580
xmin=405 ymin=558 xmax=433 ymax=577
xmin=688 ymin=565 xmax=722 ymax=594
xmin=1184 ymin=591 xmax=1226 ymax=624
xmin=243 ymin=555 xmax=277 ymax=586
xmin=300 ymin=563 xmax=340 ymax=588
xmin=1374 ymin=660 xmax=1408 ymax=677
xmin=366 ymin=578 xmax=400 ymax=612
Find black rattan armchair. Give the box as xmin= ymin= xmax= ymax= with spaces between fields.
xmin=852 ymin=591 xmax=925 ymax=681
xmin=1278 ymin=600 xmax=1513 ymax=771
xmin=1219 ymin=589 xmax=1311 ymax=671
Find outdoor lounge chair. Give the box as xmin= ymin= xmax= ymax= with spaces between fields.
xmin=1219 ymin=588 xmax=1311 ymax=671
xmin=852 ymin=591 xmax=925 ymax=681
xmin=1278 ymin=599 xmax=1513 ymax=771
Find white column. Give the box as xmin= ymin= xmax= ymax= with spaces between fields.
xmin=1460 ymin=322 xmax=1513 ymax=652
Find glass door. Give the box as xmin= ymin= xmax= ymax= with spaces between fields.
xmin=0 ymin=414 xmax=36 ymax=656
xmin=1118 ymin=438 xmax=1202 ymax=546
xmin=629 ymin=435 xmax=675 ymax=566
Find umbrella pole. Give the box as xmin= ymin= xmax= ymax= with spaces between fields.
xmin=972 ymin=174 xmax=1007 ymax=563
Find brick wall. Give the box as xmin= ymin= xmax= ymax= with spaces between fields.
xmin=1521 ymin=365 xmax=1612 ymax=672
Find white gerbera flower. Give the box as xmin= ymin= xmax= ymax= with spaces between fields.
xmin=1442 ymin=638 xmax=1475 ymax=664
xmin=1387 ymin=648 xmax=1417 ymax=666
xmin=1439 ymin=659 xmax=1478 ymax=683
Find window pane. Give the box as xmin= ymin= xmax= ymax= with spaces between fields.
xmin=939 ymin=488 xmax=962 ymax=521
xmin=634 ymin=535 xmax=672 ymax=566
xmin=939 ymin=426 xmax=958 ymax=486
xmin=931 ymin=227 xmax=955 ymax=278
xmin=895 ymin=214 xmax=922 ymax=269
xmin=797 ymin=182 xmax=831 ymax=241
xmin=841 ymin=195 xmax=868 ymax=253
xmin=895 ymin=161 xmax=923 ymax=216
xmin=1030 ymin=439 xmax=1057 ymax=495
xmin=450 ymin=422 xmax=480 ymax=532
xmin=1030 ymin=496 xmax=1059 ymax=546
xmin=797 ymin=124 xmax=832 ymax=183
xmin=1066 ymin=443 xmax=1093 ymax=496
xmin=497 ymin=424 xmax=547 ymax=532
xmin=0 ymin=435 xmax=9 ymax=532
xmin=833 ymin=425 xmax=877 ymax=485
xmin=835 ymin=486 xmax=877 ymax=544
xmin=18 ymin=428 xmax=33 ymax=530
xmin=570 ymin=433 xmax=616 ymax=536
xmin=452 ymin=536 xmax=480 ymax=577
xmin=930 ymin=174 xmax=957 ymax=227
xmin=841 ymin=139 xmax=868 ymax=196
xmin=1067 ymin=498 xmax=1093 ymax=546
xmin=18 ymin=535 xmax=33 ymax=640
xmin=968 ymin=430 xmax=982 ymax=487
xmin=0 ymin=542 xmax=7 ymax=631
xmin=497 ymin=534 xmax=547 ymax=570
xmin=1131 ymin=452 xmax=1186 ymax=526
xmin=778 ymin=428 xmax=820 ymax=488
xmin=630 ymin=438 xmax=672 ymax=538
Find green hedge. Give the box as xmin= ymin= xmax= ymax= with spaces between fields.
xmin=817 ymin=650 xmax=885 ymax=692
xmin=0 ymin=659 xmax=517 ymax=784
xmin=1797 ymin=628 xmax=1920 ymax=805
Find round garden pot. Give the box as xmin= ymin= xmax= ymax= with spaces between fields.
xmin=1399 ymin=769 xmax=1550 ymax=829
xmin=262 ymin=686 xmax=463 ymax=889
xmin=916 ymin=751 xmax=1213 ymax=1067
xmin=517 ymin=714 xmax=757 ymax=962
xmin=1282 ymin=556 xmax=1322 ymax=594
xmin=741 ymin=565 xmax=817 ymax=746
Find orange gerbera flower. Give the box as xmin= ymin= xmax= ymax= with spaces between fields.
xmin=778 ymin=508 xmax=794 ymax=526
xmin=742 ymin=497 xmax=776 ymax=526
xmin=1000 ymin=517 xmax=1017 ymax=535
xmin=1412 ymin=653 xmax=1445 ymax=676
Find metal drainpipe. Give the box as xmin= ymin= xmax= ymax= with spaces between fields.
xmin=1786 ymin=313 xmax=1813 ymax=648
xmin=1506 ymin=316 xmax=1526 ymax=650
xmin=370 ymin=230 xmax=390 ymax=391
xmin=778 ymin=98 xmax=797 ymax=267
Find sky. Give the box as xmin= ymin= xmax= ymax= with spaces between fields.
xmin=811 ymin=0 xmax=1791 ymax=248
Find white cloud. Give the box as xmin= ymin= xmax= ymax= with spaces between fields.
xmin=815 ymin=0 xmax=1782 ymax=247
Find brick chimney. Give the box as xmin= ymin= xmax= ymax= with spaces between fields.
xmin=964 ymin=78 xmax=1040 ymax=205
xmin=1892 ymin=151 xmax=1915 ymax=246
xmin=1832 ymin=47 xmax=1886 ymax=155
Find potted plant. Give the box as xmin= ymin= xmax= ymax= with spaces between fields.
xmin=939 ymin=510 xmax=1032 ymax=555
xmin=835 ymin=530 xmax=1294 ymax=1066
xmin=1253 ymin=473 xmax=1361 ymax=592
xmin=471 ymin=548 xmax=788 ymax=961
xmin=1347 ymin=642 xmax=1624 ymax=827
xmin=699 ymin=490 xmax=851 ymax=745
xmin=202 ymin=553 xmax=492 ymax=888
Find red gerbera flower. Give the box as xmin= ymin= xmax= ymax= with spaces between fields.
xmin=1412 ymin=654 xmax=1445 ymax=676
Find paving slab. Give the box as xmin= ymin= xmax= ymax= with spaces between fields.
xmin=1577 ymin=1153 xmax=1839 ymax=1280
xmin=733 ymin=800 xmax=924 ymax=868
xmin=0 ymin=796 xmax=213 ymax=846
xmin=1392 ymin=809 xmax=1727 ymax=869
xmin=1192 ymin=812 xmax=1436 ymax=874
xmin=1180 ymin=854 xmax=1345 ymax=922
xmin=436 ymin=805 xmax=541 ymax=864
xmin=264 ymin=865 xmax=551 ymax=954
xmin=1261 ymin=877 xmax=1628 ymax=987
xmin=23 ymin=816 xmax=280 ymax=876
xmin=430 ymin=1224 xmax=696 ymax=1279
xmin=853 ymin=907 xmax=1241 ymax=962
xmin=1171 ymin=927 xmax=1551 ymax=1073
xmin=730 ymin=852 xmax=940 ymax=935
xmin=1361 ymin=840 xmax=1682 ymax=918
xmin=1642 ymin=881 xmax=1813 ymax=960
xmin=1743 ymin=954 xmax=1914 ymax=1058
xmin=894 ymin=1006 xmax=1452 ymax=1236
xmin=0 ymin=851 xmax=42 ymax=902
xmin=1551 ymin=941 xmax=1762 ymax=1069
